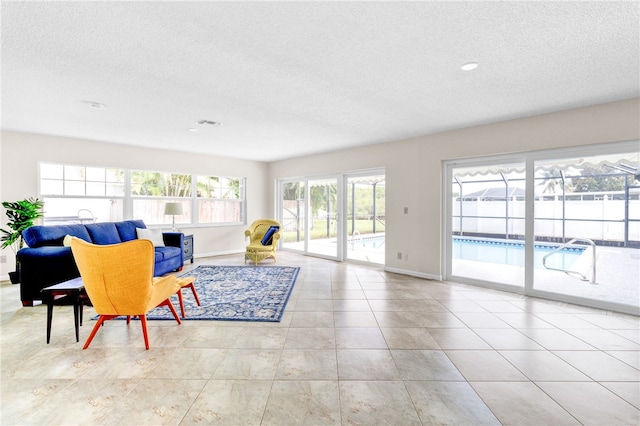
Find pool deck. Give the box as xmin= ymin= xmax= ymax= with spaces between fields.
xmin=453 ymin=245 xmax=639 ymax=311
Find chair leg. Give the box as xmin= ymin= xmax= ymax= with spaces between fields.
xmin=188 ymin=283 xmax=201 ymax=306
xmin=73 ymin=303 xmax=80 ymax=343
xmin=177 ymin=282 xmax=199 ymax=318
xmin=139 ymin=315 xmax=150 ymax=350
xmin=157 ymin=298 xmax=181 ymax=325
xmin=46 ymin=303 xmax=53 ymax=344
xmin=83 ymin=315 xmax=117 ymax=349
xmin=177 ymin=288 xmax=185 ymax=318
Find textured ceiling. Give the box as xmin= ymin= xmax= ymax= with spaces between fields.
xmin=2 ymin=1 xmax=639 ymax=162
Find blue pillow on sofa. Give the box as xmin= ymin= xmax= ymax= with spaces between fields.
xmin=115 ymin=220 xmax=146 ymax=242
xmin=85 ymin=223 xmax=122 ymax=245
xmin=261 ymin=226 xmax=279 ymax=245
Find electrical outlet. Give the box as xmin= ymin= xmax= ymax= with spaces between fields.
xmin=397 ymin=252 xmax=402 ymax=260
xmin=403 ymin=253 xmax=409 ymax=261
xmin=0 ymin=255 xmax=6 ymax=263
xmin=404 ymin=207 xmax=409 ymax=214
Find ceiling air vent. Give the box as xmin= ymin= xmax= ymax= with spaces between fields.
xmin=196 ymin=120 xmax=222 ymax=126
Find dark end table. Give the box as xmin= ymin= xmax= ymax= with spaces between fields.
xmin=40 ymin=277 xmax=90 ymax=344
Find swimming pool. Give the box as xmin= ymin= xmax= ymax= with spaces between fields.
xmin=452 ymin=237 xmax=585 ymax=269
xmin=349 ymin=235 xmax=386 ymax=250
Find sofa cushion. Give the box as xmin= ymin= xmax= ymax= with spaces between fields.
xmin=22 ymin=225 xmax=91 ymax=248
xmin=115 ymin=220 xmax=146 ymax=242
xmin=85 ymin=223 xmax=122 ymax=245
xmin=155 ymin=246 xmax=181 ymax=262
xmin=18 ymin=245 xmax=72 ymax=259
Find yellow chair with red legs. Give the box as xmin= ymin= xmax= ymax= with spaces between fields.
xmin=69 ymin=237 xmax=183 ymax=350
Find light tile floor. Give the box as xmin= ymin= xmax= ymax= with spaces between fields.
xmin=1 ymin=252 xmax=639 ymax=425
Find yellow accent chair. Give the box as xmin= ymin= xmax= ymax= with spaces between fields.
xmin=244 ymin=218 xmax=281 ymax=265
xmin=70 ymin=238 xmax=183 ymax=350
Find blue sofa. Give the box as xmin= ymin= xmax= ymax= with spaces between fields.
xmin=17 ymin=220 xmax=184 ymax=306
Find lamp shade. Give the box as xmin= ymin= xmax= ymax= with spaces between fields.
xmin=164 ymin=202 xmax=184 ymax=216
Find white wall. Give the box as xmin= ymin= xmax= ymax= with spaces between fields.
xmin=268 ymin=98 xmax=640 ymax=279
xmin=0 ymin=131 xmax=269 ymax=279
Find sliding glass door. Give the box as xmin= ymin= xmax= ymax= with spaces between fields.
xmin=281 ymin=180 xmax=306 ymax=252
xmin=449 ymin=161 xmax=526 ymax=288
xmin=307 ymin=178 xmax=339 ymax=258
xmin=445 ymin=141 xmax=639 ymax=314
xmin=533 ymin=151 xmax=640 ymax=309
xmin=346 ymin=174 xmax=385 ymax=263
xmin=279 ymin=176 xmax=341 ymax=260
xmin=278 ymin=170 xmax=385 ymax=264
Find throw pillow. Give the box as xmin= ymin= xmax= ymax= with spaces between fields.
xmin=63 ymin=234 xmax=74 ymax=247
xmin=85 ymin=222 xmax=122 ymax=245
xmin=136 ymin=228 xmax=165 ymax=247
xmin=261 ymin=226 xmax=279 ymax=246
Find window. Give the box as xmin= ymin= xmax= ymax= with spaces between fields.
xmin=41 ymin=164 xmax=125 ymax=197
xmin=40 ymin=163 xmax=125 ymax=224
xmin=131 ymin=170 xmax=192 ymax=226
xmin=196 ymin=176 xmax=244 ymax=224
xmin=39 ymin=163 xmax=245 ymax=227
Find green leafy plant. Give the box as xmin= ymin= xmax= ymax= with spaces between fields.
xmin=1 ymin=198 xmax=45 ymax=255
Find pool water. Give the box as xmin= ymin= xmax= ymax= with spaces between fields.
xmin=452 ymin=237 xmax=585 ymax=269
xmin=350 ymin=235 xmax=385 ymax=250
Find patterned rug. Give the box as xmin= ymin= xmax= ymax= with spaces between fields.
xmin=148 ymin=265 xmax=300 ymax=322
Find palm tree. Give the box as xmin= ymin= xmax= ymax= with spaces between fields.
xmin=536 ymin=167 xmax=573 ymax=194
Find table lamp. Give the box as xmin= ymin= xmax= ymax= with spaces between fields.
xmin=164 ymin=202 xmax=184 ymax=231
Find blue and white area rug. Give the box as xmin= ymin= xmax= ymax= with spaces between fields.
xmin=150 ymin=265 xmax=300 ymax=322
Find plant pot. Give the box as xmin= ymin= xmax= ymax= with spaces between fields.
xmin=8 ymin=271 xmax=19 ymax=284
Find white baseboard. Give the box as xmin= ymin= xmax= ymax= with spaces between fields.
xmin=383 ymin=266 xmax=442 ymax=281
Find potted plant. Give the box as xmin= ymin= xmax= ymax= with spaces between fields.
xmin=1 ymin=198 xmax=45 ymax=283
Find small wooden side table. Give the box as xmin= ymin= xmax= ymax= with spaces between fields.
xmin=41 ymin=277 xmax=89 ymax=344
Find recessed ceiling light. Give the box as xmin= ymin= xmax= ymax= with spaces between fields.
xmin=460 ymin=62 xmax=478 ymax=71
